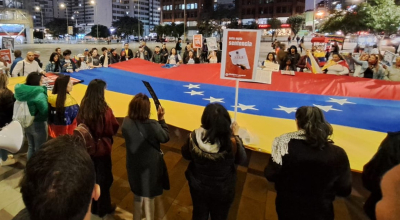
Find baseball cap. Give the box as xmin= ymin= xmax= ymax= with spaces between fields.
xmin=84 ymin=48 xmax=89 ymax=51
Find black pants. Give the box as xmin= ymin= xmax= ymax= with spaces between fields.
xmin=91 ymin=154 xmax=113 ymax=217
xmin=189 ymin=186 xmax=234 ymax=220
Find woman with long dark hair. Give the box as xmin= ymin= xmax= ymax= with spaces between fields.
xmin=48 ymin=74 xmax=79 ymax=137
xmin=0 ymin=74 xmax=15 ymax=166
xmin=45 ymin=52 xmax=62 ymax=73
xmin=14 ymin=72 xmax=48 ymax=159
xmin=122 ymin=93 xmax=169 ymax=220
xmin=167 ymin=48 xmax=182 ymax=65
xmin=77 ymin=79 xmax=119 ymax=218
xmin=184 ymin=50 xmax=200 ymax=64
xmin=264 ymin=106 xmax=352 ymax=220
xmin=181 ymin=103 xmax=247 ymax=220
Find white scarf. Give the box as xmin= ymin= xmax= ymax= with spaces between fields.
xmin=271 ymin=130 xmax=306 ymax=165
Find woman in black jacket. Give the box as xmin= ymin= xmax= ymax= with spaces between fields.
xmin=181 ymin=103 xmax=247 ymax=220
xmin=184 ymin=50 xmax=200 ymax=64
xmin=122 ymin=93 xmax=169 ymax=220
xmin=264 ymin=106 xmax=352 ymax=220
xmin=0 ymin=74 xmax=15 ymax=165
xmin=362 ymin=131 xmax=400 ymax=220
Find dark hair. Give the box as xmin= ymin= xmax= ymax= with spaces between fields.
xmin=52 ymin=74 xmax=71 ymax=120
xmin=63 ymin=50 xmax=71 ymax=56
xmin=101 ymin=47 xmax=108 ymax=52
xmin=332 ymin=53 xmax=344 ymax=60
xmin=124 ymin=43 xmax=129 ymax=46
xmin=77 ymin=79 xmax=108 ymax=127
xmin=25 ymin=72 xmax=43 ymax=86
xmin=20 ymin=135 xmax=95 ymax=220
xmin=49 ymin=52 xmax=59 ymax=63
xmin=201 ymin=103 xmax=232 ymax=152
xmin=55 ymin=47 xmax=60 ymax=52
xmin=170 ymin=47 xmax=177 ymax=55
xmin=14 ymin=50 xmax=21 ymax=58
xmin=288 ymin=45 xmax=298 ymax=54
xmin=266 ymin=52 xmax=276 ymax=62
xmin=128 ymin=93 xmax=150 ymax=122
xmin=295 ymin=106 xmax=333 ymax=149
xmin=0 ymin=73 xmax=8 ymax=90
xmin=279 ymin=57 xmax=295 ymax=70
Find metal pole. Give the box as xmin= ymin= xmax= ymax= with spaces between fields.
xmin=138 ymin=0 xmax=140 ymax=41
xmin=184 ymin=0 xmax=186 ymax=42
xmin=312 ymin=0 xmax=315 ymax=33
xmin=96 ymin=5 xmax=98 ymax=39
xmin=41 ymin=10 xmax=44 ymax=40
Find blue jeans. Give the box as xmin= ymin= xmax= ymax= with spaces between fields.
xmin=25 ymin=121 xmax=48 ymax=160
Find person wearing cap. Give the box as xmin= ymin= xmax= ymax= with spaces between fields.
xmin=12 ymin=51 xmax=46 ymax=77
xmin=76 ymin=54 xmax=89 ymax=70
xmin=83 ymin=48 xmax=90 ymax=63
xmin=120 ymin=43 xmax=133 ymax=61
xmin=141 ymin=41 xmax=153 ymax=59
xmin=134 ymin=46 xmax=150 ymax=61
xmin=100 ymin=47 xmax=111 ymax=67
xmin=176 ymin=38 xmax=182 ymax=55
xmin=110 ymin=48 xmax=120 ymax=64
xmin=33 ymin=51 xmax=43 ymax=68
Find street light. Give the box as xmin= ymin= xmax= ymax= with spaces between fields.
xmin=90 ymin=0 xmax=98 ymax=39
xmin=60 ymin=3 xmax=69 ymax=36
xmin=35 ymin=6 xmax=44 ymax=40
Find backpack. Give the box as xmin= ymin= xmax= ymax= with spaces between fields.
xmin=12 ymin=100 xmax=34 ymax=128
xmin=73 ymin=123 xmax=97 ymax=156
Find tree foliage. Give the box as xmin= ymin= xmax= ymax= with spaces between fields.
xmin=45 ymin=18 xmax=68 ymax=36
xmin=360 ymin=0 xmax=400 ymax=35
xmin=112 ymin=16 xmax=144 ymax=38
xmin=286 ymin=15 xmax=305 ymax=36
xmin=88 ymin=25 xmax=110 ymax=38
xmin=197 ymin=19 xmax=217 ymax=37
xmin=267 ymin=18 xmax=282 ymax=29
xmin=320 ymin=11 xmax=368 ymax=35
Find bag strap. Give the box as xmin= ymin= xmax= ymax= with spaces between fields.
xmin=134 ymin=121 xmax=163 ymax=154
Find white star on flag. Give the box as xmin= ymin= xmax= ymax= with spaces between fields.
xmin=184 ymin=90 xmax=204 ymax=96
xmin=313 ymin=104 xmax=342 ymax=112
xmin=232 ymin=103 xmax=259 ymax=111
xmin=326 ymin=98 xmax=355 ymax=105
xmin=183 ymin=84 xmax=200 ymax=89
xmin=203 ymin=97 xmax=224 ymax=103
xmin=274 ymin=105 xmax=297 ymax=114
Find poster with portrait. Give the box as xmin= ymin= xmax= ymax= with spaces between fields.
xmin=0 ymin=49 xmax=13 ymax=65
xmin=206 ymin=37 xmax=218 ymax=51
xmin=220 ymin=29 xmax=261 ymax=81
xmin=193 ymin=34 xmax=203 ymax=49
xmin=1 ymin=37 xmax=14 ymax=51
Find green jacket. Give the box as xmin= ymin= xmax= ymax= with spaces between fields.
xmin=14 ymin=84 xmax=48 ymax=122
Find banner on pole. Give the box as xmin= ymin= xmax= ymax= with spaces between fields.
xmin=68 ymin=26 xmax=73 ymax=35
xmin=193 ymin=34 xmax=202 ymax=48
xmin=1 ymin=37 xmax=14 ymax=51
xmin=206 ymin=37 xmax=218 ymax=51
xmin=0 ymin=49 xmax=13 ymax=65
xmin=220 ymin=29 xmax=261 ymax=81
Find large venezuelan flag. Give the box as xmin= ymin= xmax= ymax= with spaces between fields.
xmin=8 ymin=59 xmax=400 ymax=172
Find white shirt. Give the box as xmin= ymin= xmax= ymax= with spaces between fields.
xmin=12 ymin=59 xmax=44 ymax=77
xmin=103 ymin=55 xmax=109 ymax=67
xmin=209 ymin=57 xmax=218 ymax=63
xmin=188 ymin=58 xmax=195 ymax=64
xmin=168 ymin=54 xmax=182 ymax=64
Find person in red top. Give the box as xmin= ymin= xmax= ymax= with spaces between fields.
xmin=77 ymin=79 xmax=119 ymax=218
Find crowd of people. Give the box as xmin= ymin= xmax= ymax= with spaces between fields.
xmin=0 ymin=67 xmax=399 ymax=220
xmin=265 ymin=40 xmax=400 ymax=81
xmin=0 ymin=39 xmax=400 ymax=220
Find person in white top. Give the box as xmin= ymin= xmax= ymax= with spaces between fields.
xmin=167 ymin=48 xmax=182 ymax=65
xmin=208 ymin=51 xmax=218 ymax=63
xmin=76 ymin=54 xmax=89 ymax=70
xmin=12 ymin=51 xmax=45 ymax=77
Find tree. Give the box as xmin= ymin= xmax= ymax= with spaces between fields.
xmin=227 ymin=19 xmax=240 ymax=29
xmin=155 ymin=25 xmax=165 ymax=39
xmin=197 ymin=19 xmax=217 ymax=37
xmin=360 ymin=0 xmax=400 ymax=36
xmin=267 ymin=18 xmax=282 ymax=29
xmin=175 ymin=23 xmax=185 ymax=39
xmin=286 ymin=15 xmax=305 ymax=37
xmin=45 ymin=18 xmax=68 ymax=36
xmin=320 ymin=10 xmax=369 ymax=49
xmin=112 ymin=16 xmax=143 ymax=39
xmin=88 ymin=25 xmax=110 ymax=38
xmin=244 ymin=21 xmax=258 ymax=29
